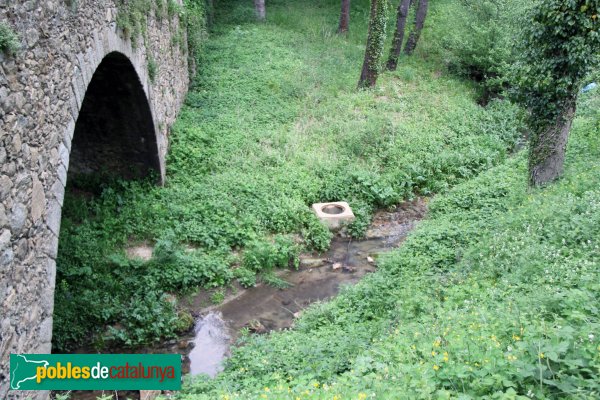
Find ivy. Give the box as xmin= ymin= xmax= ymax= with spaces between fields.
xmin=511 ymin=0 xmax=599 ymax=185
xmin=512 ymin=0 xmax=600 ymax=132
xmin=358 ymin=0 xmax=389 ymax=88
xmin=365 ymin=0 xmax=388 ymax=74
xmin=115 ymin=0 xmax=210 ymax=77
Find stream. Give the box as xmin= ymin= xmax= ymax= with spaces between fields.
xmin=65 ymin=198 xmax=427 ymax=399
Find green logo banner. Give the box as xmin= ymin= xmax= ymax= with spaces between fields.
xmin=10 ymin=354 xmax=181 ymax=391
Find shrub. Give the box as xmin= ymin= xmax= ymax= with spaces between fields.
xmin=0 ymin=21 xmax=20 ymax=55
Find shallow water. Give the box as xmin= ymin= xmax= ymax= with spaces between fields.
xmin=184 ymin=197 xmax=427 ymax=377
xmin=63 ymin=198 xmax=427 ymax=399
xmin=187 ymin=312 xmax=230 ymax=377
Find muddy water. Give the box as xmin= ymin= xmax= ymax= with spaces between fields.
xmin=184 ymin=197 xmax=427 ymax=377
xmin=64 ymin=198 xmax=426 ymax=399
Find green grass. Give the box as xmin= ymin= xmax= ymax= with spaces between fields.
xmin=178 ymin=71 xmax=600 ymax=400
xmin=54 ymin=0 xmax=524 ymax=350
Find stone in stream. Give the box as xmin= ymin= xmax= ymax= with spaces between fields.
xmin=299 ymin=257 xmax=327 ymax=268
xmin=177 ymin=340 xmax=193 ymax=350
xmin=247 ymin=319 xmax=267 ymax=334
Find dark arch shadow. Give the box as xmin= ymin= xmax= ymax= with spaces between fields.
xmin=69 ymin=51 xmax=160 ymax=181
xmin=50 ymin=52 xmax=162 ymax=354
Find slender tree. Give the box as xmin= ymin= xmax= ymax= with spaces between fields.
xmin=254 ymin=0 xmax=266 ymax=21
xmin=358 ymin=0 xmax=388 ymax=88
xmin=403 ymin=0 xmax=428 ymax=55
xmin=514 ymin=0 xmax=599 ymax=186
xmin=337 ymin=0 xmax=351 ymax=34
xmin=386 ymin=0 xmax=411 ymax=70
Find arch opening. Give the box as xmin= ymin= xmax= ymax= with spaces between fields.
xmin=51 ymin=52 xmax=161 ymax=353
xmin=69 ymin=51 xmax=160 ymax=181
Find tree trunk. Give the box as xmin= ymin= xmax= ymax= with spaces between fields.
xmin=528 ymin=102 xmax=576 ymax=187
xmin=403 ymin=0 xmax=428 ymax=55
xmin=386 ymin=0 xmax=411 ymax=71
xmin=337 ymin=0 xmax=350 ymax=34
xmin=358 ymin=0 xmax=388 ymax=89
xmin=254 ymin=0 xmax=266 ymax=21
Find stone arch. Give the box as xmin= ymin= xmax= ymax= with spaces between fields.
xmin=0 ymin=2 xmax=190 ymax=396
xmin=69 ymin=51 xmax=162 ymax=180
xmin=44 ymin=23 xmax=168 ymax=256
xmin=43 ymin=25 xmax=168 ymax=343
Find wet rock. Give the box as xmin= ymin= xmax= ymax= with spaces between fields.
xmin=365 ymin=197 xmax=428 ymax=239
xmin=247 ymin=319 xmax=267 ymax=334
xmin=300 ymin=257 xmax=326 ymax=268
xmin=177 ymin=340 xmax=192 ymax=350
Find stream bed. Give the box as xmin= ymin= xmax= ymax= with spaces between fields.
xmin=66 ymin=198 xmax=427 ymax=399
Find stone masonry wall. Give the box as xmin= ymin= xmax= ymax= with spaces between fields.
xmin=0 ymin=1 xmax=189 ymax=397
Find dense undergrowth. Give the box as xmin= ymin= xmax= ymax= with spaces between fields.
xmin=179 ymin=72 xmax=600 ymax=399
xmin=54 ymin=0 xmax=526 ymax=350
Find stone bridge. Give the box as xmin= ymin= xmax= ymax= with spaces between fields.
xmin=0 ymin=1 xmax=190 ymax=397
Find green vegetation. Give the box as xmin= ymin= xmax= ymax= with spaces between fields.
xmin=55 ymin=0 xmax=524 ymax=351
xmin=512 ymin=0 xmax=599 ymax=186
xmin=115 ymin=0 xmax=209 ymax=76
xmin=147 ymin=54 xmax=157 ymax=82
xmin=357 ymin=0 xmax=388 ymax=88
xmin=179 ymin=67 xmax=600 ymax=400
xmin=514 ymin=0 xmax=599 ymax=129
xmin=436 ymin=0 xmax=532 ymax=101
xmin=50 ymin=0 xmax=600 ymax=397
xmin=0 ymin=21 xmax=20 ymax=56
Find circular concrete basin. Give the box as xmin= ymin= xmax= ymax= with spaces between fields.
xmin=321 ymin=204 xmax=345 ymax=215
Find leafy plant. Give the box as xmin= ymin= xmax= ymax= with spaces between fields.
xmin=233 ymin=267 xmax=257 ymax=288
xmin=261 ymin=272 xmax=292 ymax=289
xmin=242 ymin=235 xmax=299 ymax=272
xmin=210 ymin=290 xmax=225 ymax=305
xmin=438 ymin=0 xmax=532 ymax=100
xmin=147 ymin=54 xmax=158 ymax=82
xmin=0 ymin=21 xmax=20 ymax=56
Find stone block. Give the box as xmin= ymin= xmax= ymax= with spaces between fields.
xmin=30 ymin=177 xmax=45 ymax=222
xmin=311 ymin=201 xmax=355 ymax=230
